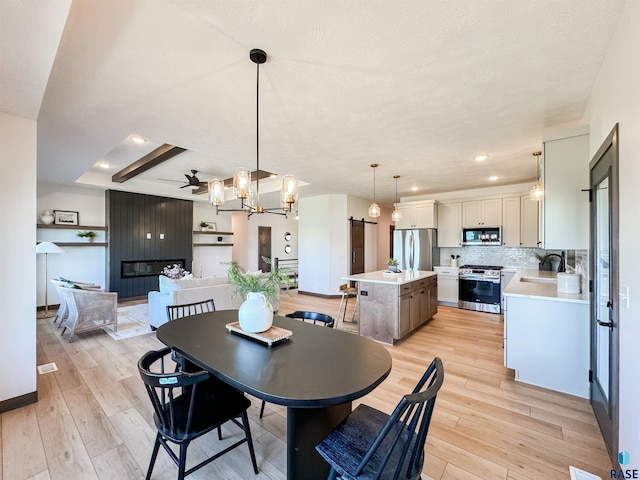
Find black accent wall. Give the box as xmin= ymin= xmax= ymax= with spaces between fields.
xmin=106 ymin=190 xmax=193 ymax=298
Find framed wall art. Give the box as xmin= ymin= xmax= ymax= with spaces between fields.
xmin=53 ymin=210 xmax=79 ymax=225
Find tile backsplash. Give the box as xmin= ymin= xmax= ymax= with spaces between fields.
xmin=440 ymin=246 xmax=544 ymax=269
xmin=440 ymin=246 xmax=590 ymax=292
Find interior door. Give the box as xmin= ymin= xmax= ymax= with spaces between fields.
xmin=258 ymin=226 xmax=272 ymax=272
xmin=350 ymin=220 xmax=365 ymax=275
xmin=589 ymin=124 xmax=619 ymax=463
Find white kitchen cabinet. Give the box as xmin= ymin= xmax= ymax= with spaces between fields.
xmin=501 ymin=197 xmax=521 ymax=247
xmin=433 ymin=266 xmax=458 ymax=306
xmin=500 ymin=270 xmax=516 ymax=312
xmin=504 ymin=293 xmax=589 ymax=398
xmin=394 ymin=200 xmax=437 ymax=229
xmin=520 ymin=195 xmax=540 ymax=248
xmin=462 ymin=198 xmax=502 ymax=227
xmin=542 ymin=126 xmax=590 ymax=249
xmin=502 ymin=195 xmax=540 ymax=248
xmin=436 ymin=202 xmax=462 ymax=247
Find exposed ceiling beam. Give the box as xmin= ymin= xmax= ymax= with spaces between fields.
xmin=111 ymin=144 xmax=187 ymax=183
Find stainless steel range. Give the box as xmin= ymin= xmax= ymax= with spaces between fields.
xmin=458 ymin=264 xmax=503 ymax=314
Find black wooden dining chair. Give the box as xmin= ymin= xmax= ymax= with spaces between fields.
xmin=166 ymin=299 xmax=216 ymax=372
xmin=315 ymin=357 xmax=444 ymax=480
xmin=286 ymin=310 xmax=335 ymax=328
xmin=166 ymin=298 xmax=216 ymax=321
xmin=258 ymin=310 xmax=336 ymax=419
xmin=138 ymin=347 xmax=259 ymax=480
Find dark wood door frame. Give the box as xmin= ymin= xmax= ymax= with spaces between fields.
xmin=258 ymin=226 xmax=272 ymax=272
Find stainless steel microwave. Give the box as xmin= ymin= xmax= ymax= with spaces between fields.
xmin=462 ymin=226 xmax=501 ymax=246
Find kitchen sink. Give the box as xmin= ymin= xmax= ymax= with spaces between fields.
xmin=520 ymin=276 xmax=556 ymax=284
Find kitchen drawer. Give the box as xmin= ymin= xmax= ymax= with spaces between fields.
xmin=399 ymin=284 xmax=412 ymax=296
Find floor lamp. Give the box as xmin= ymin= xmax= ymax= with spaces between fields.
xmin=36 ymin=241 xmax=65 ymax=318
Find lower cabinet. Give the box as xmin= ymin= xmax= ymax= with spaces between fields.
xmin=359 ymin=275 xmax=438 ymax=344
xmin=504 ymin=294 xmax=589 ymax=398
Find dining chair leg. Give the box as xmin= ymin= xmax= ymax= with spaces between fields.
xmin=217 ymin=426 xmax=222 ymax=440
xmin=326 ymin=466 xmax=338 ymax=480
xmin=177 ymin=442 xmax=188 ymax=480
xmin=241 ymin=411 xmax=259 ymax=474
xmin=145 ymin=434 xmax=161 ymax=480
xmin=259 ymin=400 xmax=266 ymax=418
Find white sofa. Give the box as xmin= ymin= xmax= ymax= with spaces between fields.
xmin=148 ymin=275 xmax=243 ymax=329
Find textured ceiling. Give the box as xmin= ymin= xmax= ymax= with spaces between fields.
xmin=5 ymin=0 xmax=625 ymax=207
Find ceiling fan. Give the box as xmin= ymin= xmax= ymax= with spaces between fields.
xmin=159 ymin=170 xmax=208 ymax=191
xmin=180 ymin=170 xmax=207 ymax=189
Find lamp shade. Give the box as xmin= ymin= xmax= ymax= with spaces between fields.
xmin=36 ymin=241 xmax=65 ymax=254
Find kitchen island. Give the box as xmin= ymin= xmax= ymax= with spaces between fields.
xmin=343 ymin=270 xmax=437 ymax=344
xmin=502 ymin=270 xmax=589 ymax=397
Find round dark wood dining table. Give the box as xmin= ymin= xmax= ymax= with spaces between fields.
xmin=156 ymin=309 xmax=392 ymax=480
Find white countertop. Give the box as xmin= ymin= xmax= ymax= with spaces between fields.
xmin=343 ymin=270 xmax=437 ymax=285
xmin=502 ymin=270 xmax=589 ymax=304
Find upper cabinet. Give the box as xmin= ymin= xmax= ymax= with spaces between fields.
xmin=542 ymin=126 xmax=590 ymax=249
xmin=501 ymin=197 xmax=521 ymax=247
xmin=394 ymin=200 xmax=437 ymax=229
xmin=462 ymin=198 xmax=502 ymax=227
xmin=437 ymin=202 xmax=462 ymax=247
xmin=520 ymin=195 xmax=540 ymax=248
xmin=501 ymin=196 xmax=540 ymax=247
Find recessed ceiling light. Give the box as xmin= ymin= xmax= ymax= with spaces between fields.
xmin=488 ymin=176 xmax=499 ymax=181
xmin=410 ymin=186 xmax=419 ymax=191
xmin=475 ymin=155 xmax=489 ymax=161
xmin=98 ymin=162 xmax=111 ymax=169
xmin=269 ymin=174 xmax=277 ymax=178
xmin=131 ymin=136 xmax=147 ymax=144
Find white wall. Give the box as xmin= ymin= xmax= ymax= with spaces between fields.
xmin=298 ymin=195 xmax=344 ymax=295
xmin=0 ymin=112 xmax=37 ymax=403
xmin=246 ymin=211 xmax=299 ymax=272
xmin=298 ymin=194 xmax=385 ymax=296
xmin=36 ymin=183 xmax=106 ymax=306
xmin=585 ymin=0 xmax=640 ymax=467
xmin=192 ymin=202 xmax=233 ymax=277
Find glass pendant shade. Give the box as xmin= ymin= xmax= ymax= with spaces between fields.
xmin=281 ymin=175 xmax=299 ymax=208
xmin=233 ymin=167 xmax=251 ymax=199
xmin=369 ymin=202 xmax=381 ymax=218
xmin=530 ymin=182 xmax=543 ymax=201
xmin=530 ymin=151 xmax=543 ymax=201
xmin=208 ymin=180 xmax=225 ymax=206
xmin=391 ymin=174 xmax=401 ymax=222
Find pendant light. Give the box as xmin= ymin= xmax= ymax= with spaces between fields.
xmin=530 ymin=151 xmax=543 ymax=201
xmin=368 ymin=163 xmax=380 ymax=218
xmin=391 ymin=175 xmax=401 ymax=222
xmin=210 ymin=48 xmax=299 ymax=217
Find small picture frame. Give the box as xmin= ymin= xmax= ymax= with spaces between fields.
xmin=204 ymin=222 xmax=217 ymax=231
xmin=54 ymin=210 xmax=79 ymax=226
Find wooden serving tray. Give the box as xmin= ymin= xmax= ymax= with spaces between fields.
xmin=225 ymin=322 xmax=293 ymax=347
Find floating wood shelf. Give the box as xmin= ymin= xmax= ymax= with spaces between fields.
xmin=37 ymin=224 xmax=108 ymax=231
xmin=38 ymin=242 xmax=109 ymax=247
xmin=193 ymin=243 xmax=234 ymax=247
xmin=192 ymin=231 xmax=233 ymax=235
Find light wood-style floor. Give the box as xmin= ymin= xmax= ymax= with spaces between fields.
xmin=1 ymin=293 xmax=611 ymax=480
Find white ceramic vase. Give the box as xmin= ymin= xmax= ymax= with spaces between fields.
xmin=40 ymin=210 xmax=54 ymax=225
xmin=238 ymin=291 xmax=273 ymax=333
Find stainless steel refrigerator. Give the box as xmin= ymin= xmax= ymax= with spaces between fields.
xmin=392 ymin=229 xmax=440 ymax=271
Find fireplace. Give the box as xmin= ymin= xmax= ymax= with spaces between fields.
xmin=121 ymin=259 xmax=185 ymax=279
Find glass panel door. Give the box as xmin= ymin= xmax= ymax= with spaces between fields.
xmin=589 ymin=124 xmax=619 ymax=463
